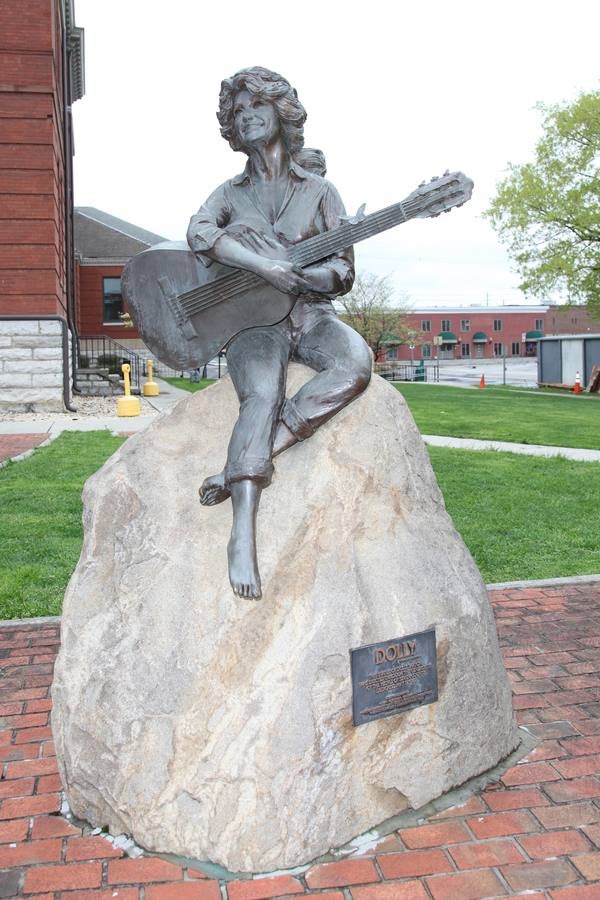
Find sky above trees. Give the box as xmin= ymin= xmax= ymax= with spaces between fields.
xmin=71 ymin=0 xmax=599 ymax=308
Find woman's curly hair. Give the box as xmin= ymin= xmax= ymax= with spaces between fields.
xmin=217 ymin=66 xmax=307 ymax=156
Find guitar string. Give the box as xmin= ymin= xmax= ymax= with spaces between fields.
xmin=178 ymin=201 xmax=408 ymax=305
xmin=177 ymin=190 xmax=457 ymax=317
xmin=176 ymin=201 xmax=411 ymax=313
xmin=176 ymin=185 xmax=460 ymax=312
xmin=177 ymin=201 xmax=418 ymax=317
xmin=176 ymin=199 xmax=418 ymax=313
xmin=177 ymin=208 xmax=405 ymax=317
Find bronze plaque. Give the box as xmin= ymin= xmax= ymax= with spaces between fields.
xmin=350 ymin=628 xmax=438 ymax=726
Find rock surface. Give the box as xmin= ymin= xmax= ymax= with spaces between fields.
xmin=52 ymin=365 xmax=519 ymax=873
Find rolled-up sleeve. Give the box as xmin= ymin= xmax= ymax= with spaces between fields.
xmin=186 ymin=183 xmax=231 ymax=254
xmin=319 ymin=182 xmax=355 ymax=295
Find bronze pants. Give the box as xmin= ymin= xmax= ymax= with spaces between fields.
xmin=224 ymin=299 xmax=372 ymax=487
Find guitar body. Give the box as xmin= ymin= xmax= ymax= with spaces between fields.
xmin=121 ymin=241 xmax=295 ymax=369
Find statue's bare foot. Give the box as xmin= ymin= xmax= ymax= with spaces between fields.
xmin=199 ymin=472 xmax=230 ymax=506
xmin=228 ymin=533 xmax=262 ymax=599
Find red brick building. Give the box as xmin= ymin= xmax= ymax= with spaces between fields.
xmin=382 ymin=305 xmax=600 ymax=363
xmin=386 ymin=306 xmax=548 ymax=362
xmin=0 ymin=0 xmax=84 ymax=410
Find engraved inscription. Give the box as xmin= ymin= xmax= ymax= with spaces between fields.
xmin=360 ymin=659 xmax=430 ymax=694
xmin=362 ymin=690 xmax=434 ymax=718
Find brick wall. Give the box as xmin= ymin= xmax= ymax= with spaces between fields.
xmin=78 ymin=264 xmax=141 ymax=339
xmin=0 ymin=0 xmax=68 ymax=320
xmin=546 ymin=305 xmax=600 ymax=336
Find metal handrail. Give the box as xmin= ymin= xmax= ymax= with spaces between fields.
xmin=78 ymin=335 xmax=143 ymax=392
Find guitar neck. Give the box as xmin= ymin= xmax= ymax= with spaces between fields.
xmin=289 ymin=200 xmax=411 ymax=267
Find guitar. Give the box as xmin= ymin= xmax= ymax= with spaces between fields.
xmin=121 ymin=171 xmax=473 ymax=369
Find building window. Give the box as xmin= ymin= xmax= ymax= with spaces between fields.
xmin=535 ymin=318 xmax=544 ymax=331
xmin=493 ymin=319 xmax=502 ymax=332
xmin=511 ymin=342 xmax=520 ymax=356
xmin=103 ymin=277 xmax=123 ymax=324
xmin=441 ymin=319 xmax=451 ymax=332
xmin=422 ymin=343 xmax=431 ymax=358
xmin=460 ymin=319 xmax=470 ymax=332
xmin=386 ymin=347 xmax=398 ymax=360
xmin=421 ymin=319 xmax=431 ymax=332
xmin=493 ymin=342 xmax=504 ymax=357
xmin=461 ymin=343 xmax=470 ymax=357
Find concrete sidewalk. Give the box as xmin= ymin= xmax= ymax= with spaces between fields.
xmin=423 ymin=434 xmax=600 ymax=463
xmin=0 ymin=378 xmax=188 ymax=438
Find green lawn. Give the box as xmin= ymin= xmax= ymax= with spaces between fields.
xmin=0 ymin=431 xmax=125 ymax=619
xmin=430 ymin=445 xmax=600 ymax=583
xmin=161 ymin=376 xmax=215 ymax=393
xmin=1 ymin=431 xmax=598 ymax=618
xmin=394 ymin=383 xmax=600 ymax=449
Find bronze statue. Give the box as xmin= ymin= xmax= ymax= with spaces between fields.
xmin=187 ymin=67 xmax=372 ymax=600
xmin=121 ymin=66 xmax=473 ymax=601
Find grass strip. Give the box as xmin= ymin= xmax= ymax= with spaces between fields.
xmin=395 ymin=383 xmax=600 ymax=449
xmin=161 ymin=376 xmax=215 ymax=393
xmin=429 ymin=445 xmax=600 ymax=583
xmin=0 ymin=431 xmax=125 ymax=619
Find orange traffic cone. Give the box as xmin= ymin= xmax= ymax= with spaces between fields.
xmin=573 ymin=371 xmax=582 ymax=394
xmin=479 ymin=373 xmax=486 ymax=389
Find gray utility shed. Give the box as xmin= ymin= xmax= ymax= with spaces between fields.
xmin=538 ymin=334 xmax=600 ymax=387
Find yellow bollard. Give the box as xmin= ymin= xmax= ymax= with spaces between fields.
xmin=142 ymin=359 xmax=159 ymax=397
xmin=117 ymin=363 xmax=141 ymax=417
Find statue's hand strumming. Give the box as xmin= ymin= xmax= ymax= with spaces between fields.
xmin=257 ymin=258 xmax=314 ymax=295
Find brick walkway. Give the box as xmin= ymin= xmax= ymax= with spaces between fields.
xmin=2 ymin=582 xmax=600 ymax=898
xmin=0 ymin=435 xmax=48 ymax=464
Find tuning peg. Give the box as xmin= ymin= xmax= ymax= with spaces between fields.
xmin=443 ymin=169 xmax=449 ymax=176
xmin=419 ymin=180 xmax=426 ymax=187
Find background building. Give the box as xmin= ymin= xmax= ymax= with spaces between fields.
xmin=74 ymin=207 xmax=165 ymax=345
xmin=386 ymin=307 xmax=547 ymax=362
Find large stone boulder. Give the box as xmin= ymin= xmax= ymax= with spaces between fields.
xmin=52 ymin=366 xmax=519 ymax=873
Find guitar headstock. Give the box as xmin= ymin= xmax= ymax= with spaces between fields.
xmin=404 ymin=171 xmax=474 ymax=219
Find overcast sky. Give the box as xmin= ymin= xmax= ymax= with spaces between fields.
xmin=72 ymin=0 xmax=599 ymax=308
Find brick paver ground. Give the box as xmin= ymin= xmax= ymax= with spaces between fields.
xmin=2 ymin=581 xmax=600 ymax=898
xmin=0 ymin=435 xmax=48 ymax=463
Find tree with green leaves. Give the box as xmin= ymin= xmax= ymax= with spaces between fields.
xmin=486 ymin=90 xmax=600 ymax=315
xmin=335 ymin=271 xmax=416 ymax=359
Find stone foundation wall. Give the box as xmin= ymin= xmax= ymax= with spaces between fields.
xmin=0 ymin=319 xmax=68 ymax=412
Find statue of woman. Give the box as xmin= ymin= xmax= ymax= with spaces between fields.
xmin=187 ymin=67 xmax=372 ymax=600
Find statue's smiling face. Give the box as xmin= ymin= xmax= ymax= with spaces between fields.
xmin=233 ymin=89 xmax=279 ymax=148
